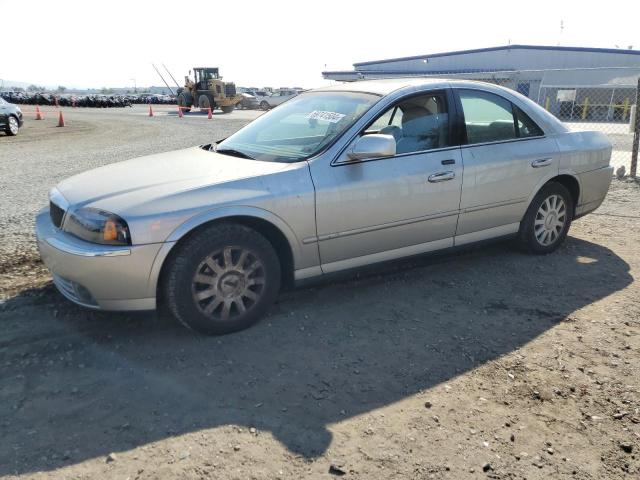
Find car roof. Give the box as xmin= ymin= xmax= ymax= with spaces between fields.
xmin=314 ymin=77 xmax=536 ymax=96
xmin=314 ymin=78 xmax=450 ymax=96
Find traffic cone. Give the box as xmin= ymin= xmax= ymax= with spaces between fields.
xmin=178 ymin=106 xmax=183 ymax=118
xmin=149 ymin=105 xmax=154 ymax=117
xmin=35 ymin=106 xmax=44 ymax=120
xmin=57 ymin=111 xmax=65 ymax=127
xmin=207 ymin=107 xmax=212 ymax=119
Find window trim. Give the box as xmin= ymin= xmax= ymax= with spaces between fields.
xmin=452 ymin=87 xmax=546 ymax=148
xmin=513 ymin=104 xmax=545 ymax=139
xmin=332 ymin=88 xmax=461 ymax=166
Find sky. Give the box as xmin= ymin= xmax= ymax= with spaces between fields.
xmin=1 ymin=0 xmax=639 ymax=90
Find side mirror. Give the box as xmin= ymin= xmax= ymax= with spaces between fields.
xmin=347 ymin=134 xmax=396 ymax=161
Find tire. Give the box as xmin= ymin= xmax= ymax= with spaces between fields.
xmin=221 ymin=105 xmax=234 ymax=114
xmin=177 ymin=92 xmax=192 ymax=113
xmin=6 ymin=116 xmax=19 ymax=136
xmin=260 ymin=100 xmax=270 ymax=110
xmin=164 ymin=222 xmax=281 ymax=335
xmin=198 ymin=95 xmax=213 ymax=110
xmin=517 ymin=182 xmax=574 ymax=254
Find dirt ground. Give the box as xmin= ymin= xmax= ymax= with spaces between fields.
xmin=1 ymin=109 xmax=639 ymax=479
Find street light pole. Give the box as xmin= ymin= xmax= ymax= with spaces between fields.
xmin=130 ymin=78 xmax=137 ymax=93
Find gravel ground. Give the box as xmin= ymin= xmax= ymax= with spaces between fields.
xmin=0 ymin=108 xmax=639 ymax=479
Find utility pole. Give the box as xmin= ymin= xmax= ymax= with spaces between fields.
xmin=130 ymin=78 xmax=137 ymax=93
xmin=631 ymin=77 xmax=639 ymax=177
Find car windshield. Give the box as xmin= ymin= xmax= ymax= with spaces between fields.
xmin=216 ymin=91 xmax=380 ymax=162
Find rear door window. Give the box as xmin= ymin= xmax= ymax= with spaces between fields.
xmin=458 ymin=89 xmax=544 ymax=144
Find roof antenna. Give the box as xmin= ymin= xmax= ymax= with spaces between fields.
xmin=558 ymin=20 xmax=564 ymax=46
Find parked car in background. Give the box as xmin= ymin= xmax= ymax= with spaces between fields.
xmin=37 ymin=79 xmax=613 ymax=335
xmin=258 ymin=89 xmax=299 ymax=110
xmin=0 ymin=96 xmax=24 ymax=136
xmin=237 ymin=93 xmax=259 ymax=110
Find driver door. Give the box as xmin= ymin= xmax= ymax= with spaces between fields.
xmin=310 ymin=90 xmax=464 ymax=273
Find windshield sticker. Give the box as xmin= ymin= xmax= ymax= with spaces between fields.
xmin=307 ymin=110 xmax=346 ymax=123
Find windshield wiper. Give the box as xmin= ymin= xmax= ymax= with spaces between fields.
xmin=214 ymin=147 xmax=255 ymax=160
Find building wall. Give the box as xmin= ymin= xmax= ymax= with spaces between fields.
xmin=323 ymin=46 xmax=640 ymax=123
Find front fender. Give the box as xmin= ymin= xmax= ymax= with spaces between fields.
xmin=145 ymin=205 xmax=303 ymax=298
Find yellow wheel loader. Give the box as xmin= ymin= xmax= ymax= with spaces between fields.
xmin=176 ymin=68 xmax=243 ymax=114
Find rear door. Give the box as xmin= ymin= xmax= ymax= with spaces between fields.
xmin=453 ymin=88 xmax=559 ymax=243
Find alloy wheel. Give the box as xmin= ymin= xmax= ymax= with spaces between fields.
xmin=8 ymin=117 xmax=18 ymax=134
xmin=534 ymin=194 xmax=566 ymax=246
xmin=191 ymin=246 xmax=266 ymax=321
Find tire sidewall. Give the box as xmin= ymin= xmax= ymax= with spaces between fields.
xmin=166 ymin=223 xmax=281 ymax=335
xmin=520 ymin=182 xmax=574 ymax=254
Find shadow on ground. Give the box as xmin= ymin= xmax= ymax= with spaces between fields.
xmin=0 ymin=237 xmax=632 ymax=475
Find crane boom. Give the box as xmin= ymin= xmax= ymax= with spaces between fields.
xmin=163 ymin=64 xmax=181 ymax=89
xmin=151 ymin=63 xmax=175 ymax=95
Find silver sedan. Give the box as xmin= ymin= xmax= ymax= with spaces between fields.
xmin=36 ymin=79 xmax=613 ymax=334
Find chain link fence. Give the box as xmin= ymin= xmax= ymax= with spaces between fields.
xmin=346 ymin=67 xmax=640 ymax=177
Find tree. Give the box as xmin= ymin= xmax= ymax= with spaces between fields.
xmin=57 ymin=85 xmax=67 ymax=93
xmin=27 ymin=84 xmax=42 ymax=92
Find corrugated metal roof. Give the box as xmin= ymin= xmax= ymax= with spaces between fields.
xmin=353 ymin=44 xmax=640 ymax=67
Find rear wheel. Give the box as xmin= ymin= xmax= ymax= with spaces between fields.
xmin=517 ymin=182 xmax=573 ymax=254
xmin=6 ymin=116 xmax=19 ymax=136
xmin=164 ymin=223 xmax=281 ymax=335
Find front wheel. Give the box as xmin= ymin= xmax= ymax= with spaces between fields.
xmin=260 ymin=100 xmax=270 ymax=110
xmin=177 ymin=93 xmax=192 ymax=113
xmin=163 ymin=223 xmax=281 ymax=335
xmin=6 ymin=116 xmax=19 ymax=136
xmin=221 ymin=105 xmax=234 ymax=114
xmin=517 ymin=182 xmax=574 ymax=254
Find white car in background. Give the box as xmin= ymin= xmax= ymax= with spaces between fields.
xmin=259 ymin=89 xmax=300 ymax=110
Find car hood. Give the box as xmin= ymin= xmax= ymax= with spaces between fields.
xmin=56 ymin=146 xmax=293 ymax=213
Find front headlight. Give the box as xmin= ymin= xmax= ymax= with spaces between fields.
xmin=64 ymin=208 xmax=131 ymax=246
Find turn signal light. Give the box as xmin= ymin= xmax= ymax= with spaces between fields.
xmin=103 ymin=218 xmax=118 ymax=241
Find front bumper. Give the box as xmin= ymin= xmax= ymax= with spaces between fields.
xmin=36 ymin=208 xmax=162 ymax=311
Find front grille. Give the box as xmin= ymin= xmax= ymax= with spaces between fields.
xmin=50 ymin=201 xmax=65 ymax=228
xmin=225 ymin=83 xmax=237 ymax=96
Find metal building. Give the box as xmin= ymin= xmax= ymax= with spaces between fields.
xmin=322 ymin=45 xmax=640 ymax=123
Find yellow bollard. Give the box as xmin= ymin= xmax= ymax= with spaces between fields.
xmin=623 ymin=98 xmax=630 ymax=121
xmin=581 ymin=97 xmax=589 ymax=120
xmin=545 ymin=97 xmax=550 ymax=111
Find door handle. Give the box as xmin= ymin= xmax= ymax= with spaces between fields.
xmin=428 ymin=171 xmax=455 ymax=183
xmin=531 ymin=158 xmax=553 ymax=168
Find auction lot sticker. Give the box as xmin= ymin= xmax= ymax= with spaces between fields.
xmin=307 ymin=111 xmax=346 ymax=123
